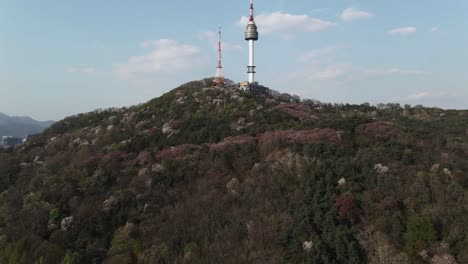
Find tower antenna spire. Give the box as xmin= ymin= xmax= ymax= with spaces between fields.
xmin=249 ymin=0 xmax=254 ymax=22
xmin=213 ymin=25 xmax=226 ymax=87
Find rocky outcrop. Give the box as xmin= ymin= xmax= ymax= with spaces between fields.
xmin=226 ymin=178 xmax=240 ymax=195
xmin=61 ymin=216 xmax=74 ymax=231
xmin=151 ymin=163 xmax=165 ymax=173
xmin=162 ymin=123 xmax=174 ymax=135
xmin=374 ymin=163 xmax=389 ymax=174
xmin=303 ymin=241 xmax=313 ymax=252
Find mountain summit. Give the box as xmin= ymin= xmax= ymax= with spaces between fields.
xmin=0 ymin=79 xmax=467 ymax=263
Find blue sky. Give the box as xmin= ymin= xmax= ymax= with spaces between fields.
xmin=1 ymin=0 xmax=467 ymax=121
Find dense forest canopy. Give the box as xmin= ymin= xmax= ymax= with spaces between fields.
xmin=0 ymin=79 xmax=467 ymax=263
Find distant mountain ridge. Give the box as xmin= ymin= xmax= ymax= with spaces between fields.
xmin=0 ymin=112 xmax=54 ymax=137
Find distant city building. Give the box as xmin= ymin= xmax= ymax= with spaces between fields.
xmin=1 ymin=136 xmax=25 ymax=148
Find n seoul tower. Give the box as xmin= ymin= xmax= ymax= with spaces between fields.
xmin=245 ymin=0 xmax=259 ymax=84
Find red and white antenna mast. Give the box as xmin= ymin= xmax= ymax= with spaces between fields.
xmin=249 ymin=0 xmax=255 ymax=22
xmin=213 ymin=25 xmax=226 ymax=87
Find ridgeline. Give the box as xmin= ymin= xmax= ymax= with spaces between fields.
xmin=0 ymin=79 xmax=467 ymax=263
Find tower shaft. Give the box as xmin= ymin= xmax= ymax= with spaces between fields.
xmin=248 ymin=40 xmax=255 ymax=83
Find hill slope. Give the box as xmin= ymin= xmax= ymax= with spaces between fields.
xmin=0 ymin=79 xmax=467 ymax=263
xmin=0 ymin=112 xmax=54 ymax=137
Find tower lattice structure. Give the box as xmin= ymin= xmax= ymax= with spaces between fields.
xmin=213 ymin=26 xmax=226 ymax=87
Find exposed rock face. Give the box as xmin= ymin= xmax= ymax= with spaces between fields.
xmin=303 ymin=241 xmax=313 ymax=252
xmin=102 ymin=196 xmax=118 ymax=212
xmin=33 ymin=156 xmax=42 ymax=165
xmin=176 ymin=97 xmax=185 ymax=104
xmin=213 ymin=99 xmax=223 ymax=106
xmin=234 ymin=117 xmax=255 ymax=131
xmin=151 ymin=163 xmax=165 ymax=173
xmin=162 ymin=123 xmax=174 ymax=135
xmin=338 ymin=178 xmax=346 ymax=186
xmin=431 ymin=254 xmax=458 ymax=264
xmin=61 ymin=216 xmax=74 ymax=231
xmin=72 ymin=138 xmax=89 ymax=146
xmin=226 ymin=178 xmax=240 ymax=195
xmin=237 ymin=118 xmax=245 ymax=127
xmin=443 ymin=168 xmax=452 ymax=176
xmin=374 ymin=163 xmax=389 ymax=174
xmin=92 ymin=126 xmax=102 ymax=135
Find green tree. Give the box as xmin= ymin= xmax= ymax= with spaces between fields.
xmin=405 ymin=216 xmax=437 ymax=262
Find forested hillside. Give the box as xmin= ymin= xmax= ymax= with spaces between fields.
xmin=0 ymin=79 xmax=467 ymax=263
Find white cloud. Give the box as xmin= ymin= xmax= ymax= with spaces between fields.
xmin=391 ymin=91 xmax=445 ymax=102
xmin=238 ymin=12 xmax=335 ymax=38
xmin=197 ymin=31 xmax=215 ymax=41
xmin=431 ymin=27 xmax=439 ymax=32
xmin=341 ymin=8 xmax=373 ymax=22
xmin=290 ymin=46 xmax=353 ymax=80
xmin=289 ymin=63 xmax=352 ymax=80
xmin=400 ymin=92 xmax=432 ymax=100
xmin=220 ymin=42 xmax=242 ymax=51
xmin=292 ymin=44 xmax=424 ymax=84
xmin=293 ymin=46 xmax=427 ymax=81
xmin=299 ymin=46 xmax=341 ymax=63
xmin=388 ymin=27 xmax=417 ymax=36
xmin=66 ymin=67 xmax=96 ymax=74
xmin=364 ymin=68 xmax=428 ymax=76
xmin=115 ymin=39 xmax=205 ymax=77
